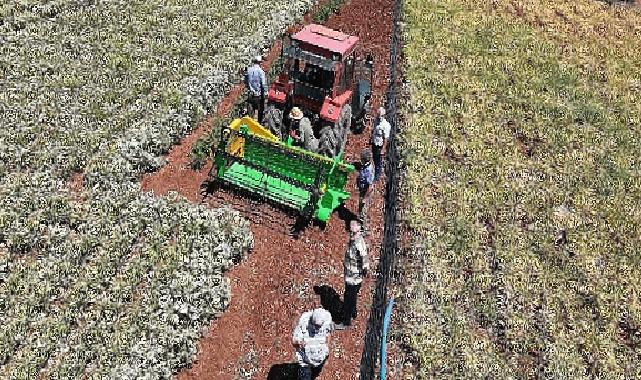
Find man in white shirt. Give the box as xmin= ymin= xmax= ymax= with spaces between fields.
xmin=292 ymin=308 xmax=333 ymax=380
xmin=370 ymin=106 xmax=391 ymax=181
xmin=244 ymin=55 xmax=267 ymax=122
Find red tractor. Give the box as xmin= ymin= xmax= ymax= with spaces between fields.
xmin=261 ymin=24 xmax=374 ymax=158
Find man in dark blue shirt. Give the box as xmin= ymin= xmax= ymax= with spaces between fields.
xmin=244 ymin=55 xmax=267 ymax=122
xmin=356 ymin=149 xmax=375 ymax=231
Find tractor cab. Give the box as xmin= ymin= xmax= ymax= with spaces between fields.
xmin=266 ymin=24 xmax=373 ymax=147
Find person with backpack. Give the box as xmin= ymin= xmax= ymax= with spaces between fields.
xmin=292 ymin=308 xmax=333 ymax=380
xmin=371 ymin=106 xmax=391 ymax=181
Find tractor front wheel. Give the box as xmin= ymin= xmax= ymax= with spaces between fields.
xmin=317 ymin=104 xmax=352 ymax=158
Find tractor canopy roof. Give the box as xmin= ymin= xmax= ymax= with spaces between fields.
xmin=292 ymin=24 xmax=359 ymax=57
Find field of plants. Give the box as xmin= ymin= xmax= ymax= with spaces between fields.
xmin=0 ymin=0 xmax=319 ymax=378
xmin=399 ymin=0 xmax=640 ymax=378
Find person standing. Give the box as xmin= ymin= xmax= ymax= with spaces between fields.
xmin=356 ymin=149 xmax=375 ymax=230
xmin=292 ymin=308 xmax=333 ymax=380
xmin=244 ymin=55 xmax=267 ymax=122
xmin=371 ymin=106 xmax=391 ymax=182
xmin=335 ymin=219 xmax=370 ymax=330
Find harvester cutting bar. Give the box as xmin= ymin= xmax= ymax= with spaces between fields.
xmin=211 ymin=117 xmax=355 ymax=223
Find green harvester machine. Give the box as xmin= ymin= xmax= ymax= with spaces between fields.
xmin=209 ymin=116 xmax=354 ymax=224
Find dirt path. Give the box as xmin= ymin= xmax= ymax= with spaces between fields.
xmin=141 ymin=0 xmax=395 ymax=378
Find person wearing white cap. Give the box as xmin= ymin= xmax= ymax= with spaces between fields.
xmin=292 ymin=307 xmax=333 ymax=380
xmin=244 ymin=55 xmax=267 ymax=122
xmin=371 ymin=106 xmax=391 ymax=181
xmin=334 ymin=219 xmax=370 ymax=330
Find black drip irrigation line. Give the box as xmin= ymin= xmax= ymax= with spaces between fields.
xmin=359 ymin=0 xmax=403 ymax=378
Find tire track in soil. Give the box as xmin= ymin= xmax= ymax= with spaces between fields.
xmin=141 ymin=0 xmax=395 ymax=378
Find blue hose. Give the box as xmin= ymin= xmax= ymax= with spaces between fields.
xmin=380 ymin=297 xmax=395 ymax=380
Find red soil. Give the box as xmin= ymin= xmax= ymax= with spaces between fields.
xmin=140 ymin=0 xmax=396 ymax=378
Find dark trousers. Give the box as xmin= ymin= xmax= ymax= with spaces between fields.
xmin=247 ymin=94 xmax=264 ymax=122
xmin=343 ymin=282 xmax=362 ymax=326
xmin=298 ymin=359 xmax=326 ymax=380
xmin=372 ymin=144 xmax=383 ymax=181
xmin=358 ymin=189 xmax=370 ymax=230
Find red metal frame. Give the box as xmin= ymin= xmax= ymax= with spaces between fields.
xmin=267 ymin=73 xmax=292 ymax=104
xmin=293 ymin=95 xmax=323 ymax=114
xmin=320 ymin=90 xmax=352 ymax=123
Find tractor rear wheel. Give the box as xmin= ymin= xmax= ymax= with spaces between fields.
xmin=262 ymin=103 xmax=285 ymax=140
xmin=317 ymin=124 xmax=339 ymax=158
xmin=336 ymin=104 xmax=352 ymax=156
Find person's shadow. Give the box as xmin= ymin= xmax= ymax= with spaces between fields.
xmin=335 ymin=204 xmax=357 ymax=231
xmin=313 ymin=284 xmax=344 ymax=323
xmin=267 ymin=363 xmax=299 ymax=380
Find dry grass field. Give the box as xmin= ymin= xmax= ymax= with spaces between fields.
xmin=399 ymin=0 xmax=641 ymax=378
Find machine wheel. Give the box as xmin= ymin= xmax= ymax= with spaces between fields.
xmin=336 ymin=104 xmax=352 ymax=156
xmin=317 ymin=124 xmax=339 ymax=158
xmin=262 ymin=103 xmax=285 ymax=140
xmin=351 ymin=97 xmax=370 ymax=134
xmin=317 ymin=104 xmax=352 ymax=158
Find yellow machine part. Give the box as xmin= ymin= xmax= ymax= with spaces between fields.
xmin=226 ymin=116 xmax=279 ymax=158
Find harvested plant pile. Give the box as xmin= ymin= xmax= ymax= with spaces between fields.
xmin=0 ymin=0 xmax=319 ymax=378
xmin=399 ymin=0 xmax=641 ymax=379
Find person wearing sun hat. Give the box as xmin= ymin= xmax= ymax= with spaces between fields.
xmin=292 ymin=307 xmax=333 ymax=380
xmin=289 ymin=106 xmax=318 ymax=152
xmin=289 ymin=106 xmax=304 ymax=122
xmin=244 ymin=55 xmax=267 ymax=122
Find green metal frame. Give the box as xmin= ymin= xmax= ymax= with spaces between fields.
xmin=212 ymin=123 xmax=354 ymax=223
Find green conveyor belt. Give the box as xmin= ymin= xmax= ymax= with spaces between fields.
xmin=223 ymin=162 xmax=311 ymax=210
